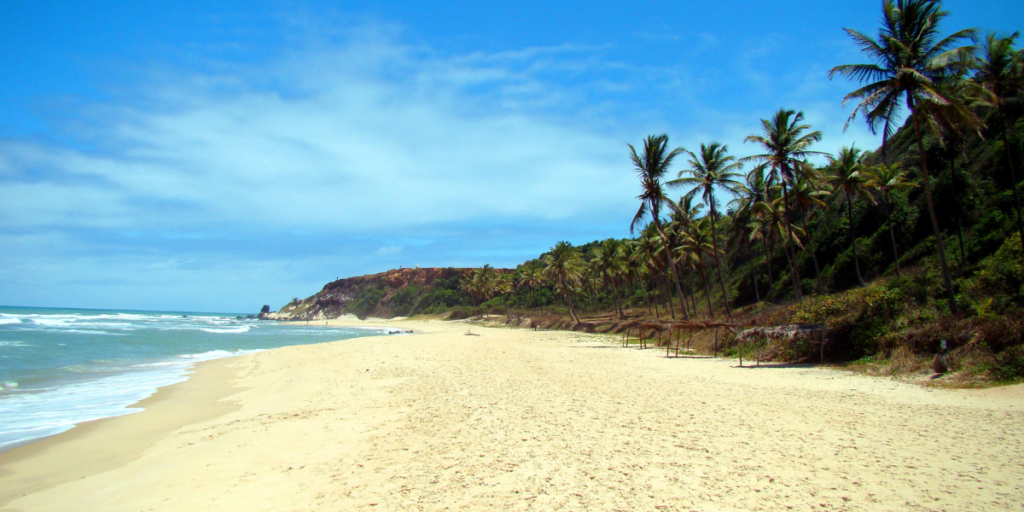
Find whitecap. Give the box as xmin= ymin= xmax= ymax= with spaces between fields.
xmin=199 ymin=325 xmax=253 ymax=334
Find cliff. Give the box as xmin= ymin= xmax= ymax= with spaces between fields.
xmin=266 ymin=267 xmax=509 ymax=320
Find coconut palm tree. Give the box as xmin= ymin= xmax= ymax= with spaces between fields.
xmin=827 ymin=146 xmax=876 ymax=287
xmin=752 ymin=194 xmax=806 ymax=300
xmin=542 ymin=241 xmax=585 ymax=323
xmin=973 ymin=32 xmax=1024 ymax=255
xmin=681 ymin=217 xmax=719 ymax=317
xmin=635 ymin=227 xmax=665 ymax=317
xmin=865 ymin=162 xmax=916 ymax=277
xmin=462 ymin=264 xmax=497 ymax=307
xmin=629 ymin=134 xmax=689 ymax=316
xmin=743 ymin=109 xmax=827 ymax=301
xmin=592 ymin=238 xmax=628 ymax=318
xmin=625 ymin=239 xmax=656 ymax=316
xmin=671 ymin=142 xmax=747 ymax=316
xmin=668 ymin=196 xmax=705 ymax=315
xmin=829 ymin=0 xmax=978 ymax=314
xmin=788 ymin=163 xmax=830 ymax=295
xmin=732 ymin=164 xmax=776 ymax=300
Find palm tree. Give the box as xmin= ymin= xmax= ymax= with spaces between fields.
xmin=542 ymin=241 xmax=586 ymax=323
xmin=743 ymin=109 xmax=827 ymax=301
xmin=829 ymin=0 xmax=977 ymax=314
xmin=732 ymin=164 xmax=775 ymax=300
xmin=462 ymin=264 xmax=497 ymax=307
xmin=625 ymin=239 xmax=656 ymax=316
xmin=671 ymin=142 xmax=747 ymax=316
xmin=827 ymin=146 xmax=876 ymax=287
xmin=752 ymin=193 xmax=806 ymax=300
xmin=789 ymin=163 xmax=831 ymax=295
xmin=865 ymin=162 xmax=917 ymax=276
xmin=681 ymin=217 xmax=719 ymax=317
xmin=592 ymin=238 xmax=628 ymax=318
xmin=629 ymin=134 xmax=689 ymax=316
xmin=973 ymin=32 xmax=1024 ymax=255
xmin=668 ymin=196 xmax=705 ymax=315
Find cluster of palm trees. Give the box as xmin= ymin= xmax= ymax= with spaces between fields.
xmin=463 ymin=0 xmax=1021 ymax=323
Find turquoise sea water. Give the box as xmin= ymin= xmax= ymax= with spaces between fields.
xmin=0 ymin=306 xmax=394 ymax=451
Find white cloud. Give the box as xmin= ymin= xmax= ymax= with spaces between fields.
xmin=375 ymin=246 xmax=403 ymax=256
xmin=0 ymin=30 xmax=635 ymax=235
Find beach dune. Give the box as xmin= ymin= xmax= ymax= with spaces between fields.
xmin=2 ymin=320 xmax=1022 ymax=511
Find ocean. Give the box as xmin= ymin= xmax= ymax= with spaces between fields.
xmin=0 ymin=306 xmax=397 ymax=451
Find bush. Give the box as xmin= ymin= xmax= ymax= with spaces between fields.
xmin=348 ymin=288 xmax=384 ymax=319
xmin=994 ymin=346 xmax=1024 ymax=381
xmin=961 ymin=233 xmax=1024 ymax=314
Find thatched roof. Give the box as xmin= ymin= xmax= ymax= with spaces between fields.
xmin=627 ymin=319 xmax=745 ymax=331
xmin=735 ymin=324 xmax=827 ymax=341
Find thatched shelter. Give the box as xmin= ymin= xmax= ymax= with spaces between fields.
xmin=735 ymin=324 xmax=829 ymax=364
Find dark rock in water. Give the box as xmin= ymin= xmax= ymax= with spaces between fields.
xmin=260 ymin=305 xmax=271 ymax=314
xmin=933 ymin=353 xmax=949 ymax=374
xmin=247 ymin=314 xmax=256 ymax=320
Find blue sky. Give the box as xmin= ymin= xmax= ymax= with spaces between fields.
xmin=0 ymin=0 xmax=1018 ymax=313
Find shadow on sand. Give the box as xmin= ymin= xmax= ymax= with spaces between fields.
xmin=733 ymin=362 xmax=818 ymax=369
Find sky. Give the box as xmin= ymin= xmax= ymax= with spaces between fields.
xmin=0 ymin=0 xmax=1019 ymax=313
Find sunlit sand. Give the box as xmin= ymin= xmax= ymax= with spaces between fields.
xmin=2 ymin=320 xmax=1022 ymax=511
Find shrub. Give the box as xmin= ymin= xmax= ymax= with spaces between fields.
xmin=994 ymin=346 xmax=1024 ymax=381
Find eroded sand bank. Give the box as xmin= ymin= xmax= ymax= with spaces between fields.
xmin=2 ymin=320 xmax=1022 ymax=511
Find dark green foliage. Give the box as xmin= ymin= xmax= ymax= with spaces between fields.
xmin=348 ymin=288 xmax=384 ymax=319
xmin=994 ymin=346 xmax=1024 ymax=381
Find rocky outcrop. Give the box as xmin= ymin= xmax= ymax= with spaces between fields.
xmin=272 ymin=267 xmax=509 ymax=321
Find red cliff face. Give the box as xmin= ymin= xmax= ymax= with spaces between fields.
xmin=272 ymin=267 xmax=510 ymax=320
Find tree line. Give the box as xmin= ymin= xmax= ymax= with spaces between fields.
xmin=461 ymin=0 xmax=1024 ymax=323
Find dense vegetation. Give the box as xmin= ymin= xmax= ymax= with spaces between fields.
xmin=307 ymin=1 xmax=1024 ymax=383
xmin=457 ymin=1 xmax=1024 ymax=382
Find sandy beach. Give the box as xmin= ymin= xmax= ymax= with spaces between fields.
xmin=2 ymin=319 xmax=1022 ymax=511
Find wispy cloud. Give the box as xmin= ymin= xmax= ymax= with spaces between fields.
xmin=0 ymin=30 xmax=637 ymax=236
xmin=0 ymin=17 xmax=889 ymax=311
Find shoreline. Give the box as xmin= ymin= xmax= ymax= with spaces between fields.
xmin=0 ymin=358 xmax=241 ymax=507
xmin=2 ymin=319 xmax=1022 ymax=510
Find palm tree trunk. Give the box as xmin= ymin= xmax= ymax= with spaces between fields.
xmin=696 ymin=255 xmax=715 ymax=318
xmin=997 ymin=108 xmax=1024 ymax=257
xmin=780 ymin=184 xmax=803 ymax=300
xmin=884 ymin=193 xmax=902 ymax=277
xmin=762 ymin=236 xmax=775 ymax=300
xmin=800 ymin=211 xmax=825 ymax=295
xmin=692 ymin=270 xmax=700 ymax=317
xmin=566 ymin=293 xmax=579 ymax=323
xmin=910 ymin=101 xmax=959 ymax=315
xmin=957 ymin=218 xmax=967 ymax=271
xmin=653 ymin=219 xmax=690 ymax=319
xmin=664 ymin=254 xmax=685 ymax=320
xmin=708 ymin=207 xmax=733 ymax=317
xmin=778 ymin=229 xmax=798 ymax=298
xmin=664 ymin=280 xmax=676 ymax=319
xmin=751 ymin=260 xmax=761 ymax=303
xmin=612 ymin=283 xmax=624 ymax=319
xmin=846 ymin=191 xmax=866 ymax=287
